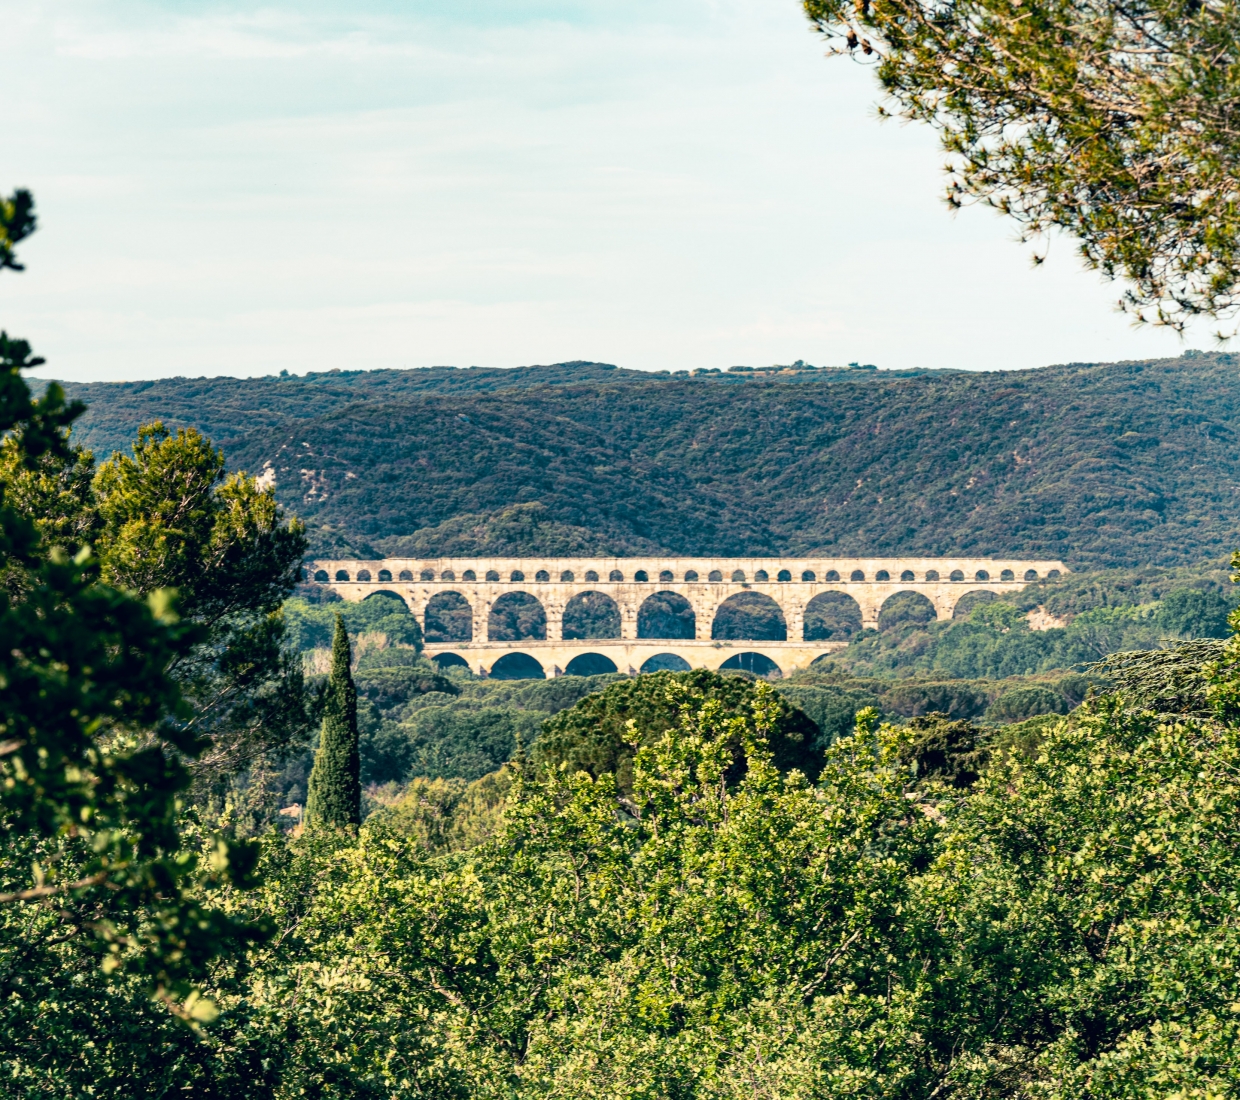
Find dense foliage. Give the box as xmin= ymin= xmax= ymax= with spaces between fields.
xmin=53 ymin=352 xmax=1240 ymax=565
xmin=305 ymin=617 xmax=362 ymax=829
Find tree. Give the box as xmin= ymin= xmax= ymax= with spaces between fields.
xmin=306 ymin=616 xmax=361 ymax=828
xmin=803 ymin=0 xmax=1240 ymax=332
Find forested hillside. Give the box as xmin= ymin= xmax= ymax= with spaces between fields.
xmin=55 ymin=352 xmax=1240 ymax=565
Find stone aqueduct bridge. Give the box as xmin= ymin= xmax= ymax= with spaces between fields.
xmin=308 ymin=556 xmax=1067 ymax=678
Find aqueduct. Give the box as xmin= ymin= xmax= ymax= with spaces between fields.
xmin=305 ymin=556 xmax=1067 ymax=678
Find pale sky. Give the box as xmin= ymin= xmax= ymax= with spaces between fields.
xmin=2 ymin=0 xmax=1201 ymax=382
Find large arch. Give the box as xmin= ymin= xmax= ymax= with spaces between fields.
xmin=877 ymin=590 xmax=937 ymax=631
xmin=363 ymin=589 xmax=410 ymax=609
xmin=637 ymin=591 xmax=696 ymax=639
xmin=953 ymin=590 xmax=1001 ymax=620
xmin=488 ymin=592 xmax=547 ymax=641
xmin=712 ymin=592 xmax=787 ymax=641
xmin=431 ymin=652 xmax=469 ymax=671
xmin=563 ymin=652 xmax=620 ymax=676
xmin=719 ymin=652 xmax=782 ymax=678
xmin=489 ymin=652 xmax=546 ymax=680
xmin=562 ymin=591 xmax=622 ymax=640
xmin=803 ymin=591 xmax=862 ymax=641
xmin=640 ymin=652 xmax=692 ymax=673
xmin=424 ymin=591 xmax=473 ymax=642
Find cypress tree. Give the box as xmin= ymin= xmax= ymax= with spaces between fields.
xmin=305 ymin=614 xmax=360 ymax=828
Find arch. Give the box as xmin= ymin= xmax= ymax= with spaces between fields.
xmin=1024 ymin=569 xmax=1038 ymax=581
xmin=314 ymin=569 xmax=329 ymax=582
xmin=803 ymin=591 xmax=863 ymax=641
xmin=708 ymin=569 xmax=723 ymax=582
xmin=803 ymin=569 xmax=818 ymax=581
xmin=712 ymin=592 xmax=787 ymax=641
xmin=659 ymin=569 xmax=674 ymax=583
xmin=431 ymin=652 xmax=469 ymax=671
xmin=585 ymin=570 xmax=600 ymax=582
xmin=975 ymin=569 xmax=990 ymax=581
xmin=562 ymin=591 xmax=622 ymax=640
xmin=378 ymin=569 xmax=392 ymax=582
xmin=420 ymin=569 xmax=433 ymax=581
xmin=489 ymin=652 xmax=545 ymax=680
xmin=777 ymin=569 xmax=792 ymax=582
xmin=641 ymin=652 xmax=692 ymax=673
xmin=1047 ymin=569 xmax=1061 ymax=578
xmin=560 ymin=570 xmax=574 ymax=582
xmin=357 ymin=569 xmax=372 ymax=582
xmin=875 ymin=569 xmax=890 ymax=582
xmin=364 ymin=589 xmax=409 ymax=608
xmin=335 ymin=569 xmax=350 ymax=581
xmin=719 ymin=652 xmax=782 ymax=678
xmin=754 ymin=569 xmax=769 ymax=581
xmin=441 ymin=569 xmax=456 ymax=582
xmin=488 ymin=592 xmax=547 ymax=641
xmin=510 ymin=570 xmax=525 ymax=582
xmin=685 ymin=570 xmax=699 ymax=582
xmin=1000 ymin=569 xmax=1014 ymax=581
xmin=953 ymin=590 xmax=1000 ymax=619
xmin=638 ymin=591 xmax=696 ymax=639
xmin=634 ymin=570 xmax=649 ymax=582
xmin=486 ymin=570 xmax=500 ymax=581
xmin=463 ymin=569 xmax=476 ymax=582
xmin=925 ymin=569 xmax=940 ymax=581
xmin=425 ymin=591 xmax=473 ymax=642
xmin=825 ymin=570 xmax=840 ymax=581
xmin=731 ymin=569 xmax=746 ymax=582
xmin=850 ymin=569 xmax=865 ymax=582
xmin=878 ymin=590 xmax=937 ymax=631
xmin=610 ymin=569 xmax=624 ymax=582
xmin=900 ymin=570 xmax=914 ymax=582
xmin=535 ymin=569 xmax=550 ymax=582
xmin=949 ymin=569 xmax=965 ymax=582
xmin=564 ymin=653 xmax=619 ymax=676
xmin=399 ymin=569 xmax=414 ymax=581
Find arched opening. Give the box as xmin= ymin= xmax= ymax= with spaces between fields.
xmin=335 ymin=570 xmax=350 ymax=581
xmin=777 ymin=569 xmax=792 ymax=582
xmin=314 ymin=569 xmax=329 ymax=582
xmin=900 ymin=570 xmax=915 ymax=582
xmin=462 ymin=569 xmax=476 ymax=581
xmin=560 ymin=570 xmax=574 ymax=582
xmin=712 ymin=592 xmax=787 ymax=641
xmin=425 ymin=591 xmax=473 ymax=642
xmin=378 ymin=569 xmax=392 ymax=582
xmin=949 ymin=569 xmax=965 ymax=582
xmin=850 ymin=569 xmax=865 ymax=582
xmin=803 ymin=591 xmax=863 ymax=641
xmin=925 ymin=569 xmax=940 ymax=581
xmin=489 ymin=652 xmax=545 ymax=680
xmin=685 ymin=570 xmax=699 ymax=582
xmin=878 ymin=590 xmax=937 ymax=631
xmin=731 ymin=569 xmax=746 ymax=582
xmin=364 ymin=589 xmax=410 ymax=609
xmin=708 ymin=569 xmax=723 ymax=581
xmin=803 ymin=570 xmax=818 ymax=581
xmin=635 ymin=570 xmax=649 ymax=582
xmin=585 ymin=570 xmax=599 ymax=582
xmin=399 ymin=569 xmax=414 ymax=581
xmin=638 ymin=591 xmax=696 ymax=639
xmin=441 ymin=570 xmax=455 ymax=581
xmin=975 ymin=569 xmax=990 ymax=581
xmin=488 ymin=592 xmax=547 ymax=641
xmin=420 ymin=569 xmax=433 ymax=581
xmin=824 ymin=570 xmax=839 ymax=581
xmin=1000 ymin=569 xmax=1015 ymax=581
xmin=875 ymin=569 xmax=890 ymax=582
xmin=659 ymin=569 xmax=674 ymax=582
xmin=357 ymin=569 xmax=372 ymax=582
xmin=562 ymin=591 xmax=622 ymax=640
xmin=609 ymin=570 xmax=624 ymax=582
xmin=1024 ymin=569 xmax=1038 ymax=581
xmin=535 ymin=570 xmax=550 ymax=582
xmin=953 ymin=590 xmax=1000 ymax=619
xmin=510 ymin=570 xmax=524 ymax=582
xmin=640 ymin=653 xmax=692 ymax=673
xmin=719 ymin=652 xmax=782 ymax=678
xmin=564 ymin=652 xmax=619 ymax=676
xmin=431 ymin=652 xmax=469 ymax=671
xmin=754 ymin=569 xmax=769 ymax=581
xmin=1047 ymin=569 xmax=1061 ymax=578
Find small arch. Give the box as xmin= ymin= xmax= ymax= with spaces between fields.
xmin=489 ymin=652 xmax=545 ymax=680
xmin=975 ymin=569 xmax=990 ymax=582
xmin=878 ymin=590 xmax=937 ymax=631
xmin=357 ymin=569 xmax=372 ymax=582
xmin=1024 ymin=569 xmax=1038 ymax=581
xmin=709 ymin=569 xmax=723 ymax=582
xmin=850 ymin=570 xmax=865 ymax=582
xmin=585 ymin=570 xmax=599 ymax=582
xmin=777 ymin=569 xmax=792 ymax=582
xmin=638 ymin=591 xmax=696 ymax=639
xmin=875 ymin=569 xmax=890 ymax=582
xmin=335 ymin=570 xmax=350 ymax=581
xmin=804 ymin=591 xmax=863 ymax=641
xmin=823 ymin=569 xmax=839 ymax=582
xmin=431 ymin=652 xmax=469 ymax=671
xmin=1047 ymin=569 xmax=1061 ymax=578
xmin=953 ymin=590 xmax=1000 ymax=619
xmin=805 ymin=570 xmax=820 ymax=581
xmin=949 ymin=569 xmax=965 ymax=582
xmin=564 ymin=653 xmax=619 ymax=676
xmin=731 ymin=569 xmax=746 ymax=582
xmin=659 ymin=569 xmax=674 ymax=583
xmin=641 ymin=652 xmax=692 ymax=673
xmin=563 ymin=591 xmax=622 ymax=640
xmin=425 ymin=591 xmax=473 ymax=642
xmin=462 ymin=569 xmax=476 ymax=581
xmin=754 ymin=569 xmax=769 ymax=582
xmin=610 ymin=570 xmax=624 ymax=582
xmin=420 ymin=569 xmax=433 ymax=582
xmin=900 ymin=570 xmax=915 ymax=582
xmin=634 ymin=570 xmax=649 ymax=582
xmin=560 ymin=570 xmax=574 ymax=582
xmin=441 ymin=570 xmax=455 ymax=582
xmin=488 ymin=592 xmax=547 ymax=641
xmin=485 ymin=570 xmax=499 ymax=581
xmin=925 ymin=569 xmax=940 ymax=581
xmin=399 ymin=569 xmax=414 ymax=581
xmin=712 ymin=592 xmax=787 ymax=641
xmin=314 ymin=569 xmax=329 ymax=582
xmin=685 ymin=570 xmax=699 ymax=582
xmin=1000 ymin=569 xmax=1015 ymax=581
xmin=719 ymin=652 xmax=782 ymax=679
xmin=510 ymin=570 xmax=525 ymax=582
xmin=535 ymin=570 xmax=550 ymax=582
xmin=377 ymin=569 xmax=392 ymax=582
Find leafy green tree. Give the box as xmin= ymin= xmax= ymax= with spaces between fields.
xmin=306 ymin=616 xmax=361 ymax=828
xmin=803 ymin=0 xmax=1240 ymax=331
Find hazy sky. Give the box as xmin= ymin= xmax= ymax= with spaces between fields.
xmin=2 ymin=0 xmax=1203 ymax=382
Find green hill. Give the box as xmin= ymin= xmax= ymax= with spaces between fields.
xmin=54 ymin=352 xmax=1240 ymax=565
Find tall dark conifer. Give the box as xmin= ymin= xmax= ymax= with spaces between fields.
xmin=305 ymin=614 xmax=360 ymax=827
